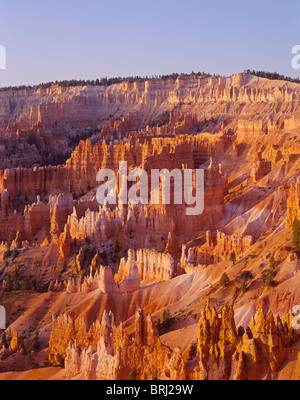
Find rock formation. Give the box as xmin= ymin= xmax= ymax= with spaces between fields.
xmin=116 ymin=249 xmax=175 ymax=284
xmin=66 ymin=265 xmax=140 ymax=295
xmin=50 ymin=303 xmax=299 ymax=381
xmin=9 ymin=329 xmax=19 ymax=353
xmin=54 ymin=308 xmax=183 ymax=380
xmin=195 ymin=303 xmax=297 ymax=380
xmin=49 ymin=314 xmax=75 ymax=365
xmin=1 ymin=73 xmax=300 ymax=380
xmin=180 ymin=231 xmax=252 ymax=271
xmin=287 ymin=178 xmax=300 ymax=227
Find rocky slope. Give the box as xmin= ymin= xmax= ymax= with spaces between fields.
xmin=0 ymin=73 xmax=299 ymax=380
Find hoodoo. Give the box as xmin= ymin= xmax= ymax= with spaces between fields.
xmin=0 ymin=71 xmax=300 ymax=381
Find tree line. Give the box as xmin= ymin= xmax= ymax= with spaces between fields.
xmin=1 ymin=70 xmax=299 ymax=93
xmin=244 ymin=69 xmax=300 ymax=84
xmin=0 ymin=71 xmax=214 ymax=92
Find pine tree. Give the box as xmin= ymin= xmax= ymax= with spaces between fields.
xmin=5 ymin=273 xmax=12 ymax=292
xmin=113 ymin=232 xmax=120 ymax=253
xmin=269 ymin=255 xmax=276 ymax=269
xmin=163 ymin=309 xmax=171 ymax=322
xmin=292 ymin=218 xmax=300 ymax=249
xmin=188 ymin=342 xmax=198 ymax=360
xmin=11 ymin=248 xmax=19 ymax=260
xmin=12 ymin=278 xmax=20 ymax=291
xmin=62 ymin=260 xmax=68 ymax=272
xmin=241 ymin=280 xmax=247 ymax=293
xmin=220 ymin=272 xmax=230 ymax=287
xmin=33 ymin=328 xmax=40 ymax=352
xmin=1 ymin=331 xmax=7 ymax=348
xmin=21 ymin=276 xmax=31 ymax=291
xmin=229 ymin=251 xmax=237 ymax=265
xmin=129 ymin=368 xmax=139 ymax=380
xmin=263 ymin=269 xmax=275 ymax=287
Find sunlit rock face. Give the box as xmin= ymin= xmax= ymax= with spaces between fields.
xmin=0 ymin=73 xmax=300 ymax=380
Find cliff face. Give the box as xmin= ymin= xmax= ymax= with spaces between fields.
xmin=287 ymin=178 xmax=300 ymax=227
xmin=180 ymin=230 xmax=253 ymax=271
xmin=1 ymin=73 xmax=300 ymax=380
xmin=49 ymin=313 xmax=75 ymax=365
xmin=0 ymin=193 xmax=72 ymax=244
xmin=66 ymin=265 xmax=140 ymax=295
xmin=64 ymin=132 xmax=227 ymax=195
xmin=2 ymin=73 xmax=299 ymax=243
xmin=49 ymin=304 xmax=299 ymax=381
xmin=2 ymin=74 xmax=300 ymax=134
xmin=116 ymin=249 xmax=175 ymax=284
xmin=53 ymin=308 xmax=183 ymax=380
xmin=0 ymin=166 xmax=68 ymax=206
xmin=194 ymin=304 xmax=298 ymax=380
xmin=1 ymin=72 xmax=300 ymax=169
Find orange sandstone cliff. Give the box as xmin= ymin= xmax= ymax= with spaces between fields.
xmin=0 ymin=73 xmax=300 ymax=380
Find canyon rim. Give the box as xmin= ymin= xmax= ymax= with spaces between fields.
xmin=1 ymin=0 xmax=300 ymax=385
xmin=0 ymin=72 xmax=299 ymax=381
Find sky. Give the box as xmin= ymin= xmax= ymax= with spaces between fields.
xmin=0 ymin=0 xmax=300 ymax=87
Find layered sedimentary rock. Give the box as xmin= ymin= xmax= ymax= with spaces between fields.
xmin=0 ymin=196 xmax=48 ymax=243
xmin=237 ymin=120 xmax=265 ymax=139
xmin=59 ymin=223 xmax=72 ymax=258
xmin=64 ymin=132 xmax=227 ymax=195
xmin=49 ymin=314 xmax=76 ymax=365
xmin=1 ymin=72 xmax=300 ymax=172
xmin=1 ymin=189 xmax=9 ymax=217
xmin=63 ymin=307 xmax=183 ymax=380
xmin=49 ymin=307 xmax=183 ymax=380
xmin=0 ymin=166 xmax=68 ymax=207
xmin=52 ymin=145 xmax=227 ymax=249
xmin=66 ymin=265 xmax=140 ymax=295
xmin=213 ymin=231 xmax=253 ymax=255
xmin=67 ymin=206 xmax=119 ymax=243
xmin=181 ymin=230 xmax=252 ymax=270
xmin=49 ymin=193 xmax=73 ymax=238
xmin=51 ymin=303 xmax=299 ymax=381
xmin=250 ymin=159 xmax=272 ymax=183
xmin=180 ymin=245 xmax=222 ymax=271
xmin=9 ymin=329 xmax=19 ymax=353
xmin=116 ymin=249 xmax=175 ymax=284
xmin=0 ymin=143 xmax=226 ymax=249
xmin=287 ymin=178 xmax=300 ymax=227
xmin=0 ymin=193 xmax=73 ymax=244
xmin=165 ymin=232 xmax=180 ymax=255
xmin=194 ymin=303 xmax=297 ymax=380
xmin=2 ymin=74 xmax=300 ymax=136
xmin=136 ymin=156 xmax=226 ymax=242
xmin=0 ymin=110 xmax=228 ymax=249
xmin=1 ymin=73 xmax=300 ymax=380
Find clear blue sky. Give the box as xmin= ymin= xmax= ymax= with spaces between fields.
xmin=0 ymin=0 xmax=300 ymax=87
